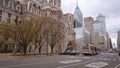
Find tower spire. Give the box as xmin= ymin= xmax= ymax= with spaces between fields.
xmin=76 ymin=0 xmax=78 ymax=7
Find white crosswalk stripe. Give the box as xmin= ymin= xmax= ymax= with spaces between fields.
xmin=59 ymin=60 xmax=82 ymax=64
xmin=85 ymin=62 xmax=109 ymax=68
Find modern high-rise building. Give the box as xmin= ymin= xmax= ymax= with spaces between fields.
xmin=117 ymin=31 xmax=120 ymax=51
xmin=84 ymin=15 xmax=110 ymax=52
xmin=73 ymin=0 xmax=90 ymax=51
xmin=73 ymin=1 xmax=83 ymax=28
xmin=84 ymin=17 xmax=94 ymax=44
xmin=93 ymin=13 xmax=108 ymax=52
xmin=93 ymin=14 xmax=106 ymax=37
xmin=73 ymin=0 xmax=84 ymax=50
xmin=84 ymin=17 xmax=94 ymax=33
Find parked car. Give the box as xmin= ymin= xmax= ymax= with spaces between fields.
xmin=59 ymin=49 xmax=80 ymax=55
xmin=59 ymin=50 xmax=71 ymax=55
xmin=70 ymin=49 xmax=80 ymax=55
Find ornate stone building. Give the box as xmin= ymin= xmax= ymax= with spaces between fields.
xmin=0 ymin=0 xmax=63 ymax=23
xmin=0 ymin=0 xmax=69 ymax=53
xmin=63 ymin=13 xmax=75 ymax=49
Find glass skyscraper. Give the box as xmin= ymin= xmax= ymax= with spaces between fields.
xmin=73 ymin=3 xmax=83 ymax=28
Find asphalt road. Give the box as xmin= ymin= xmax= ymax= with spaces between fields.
xmin=0 ymin=53 xmax=120 ymax=68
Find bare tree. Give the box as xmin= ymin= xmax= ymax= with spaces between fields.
xmin=45 ymin=19 xmax=66 ymax=54
xmin=15 ymin=18 xmax=42 ymax=55
xmin=0 ymin=23 xmax=14 ymax=53
xmin=35 ymin=18 xmax=48 ymax=54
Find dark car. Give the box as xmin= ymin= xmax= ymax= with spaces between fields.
xmin=59 ymin=49 xmax=80 ymax=55
xmin=70 ymin=49 xmax=80 ymax=55
xmin=59 ymin=50 xmax=71 ymax=55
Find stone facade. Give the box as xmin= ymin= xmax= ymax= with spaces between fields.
xmin=63 ymin=13 xmax=75 ymax=49
xmin=0 ymin=0 xmax=63 ymax=23
xmin=0 ymin=0 xmax=71 ymax=54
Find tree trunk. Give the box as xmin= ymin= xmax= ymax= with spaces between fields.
xmin=51 ymin=47 xmax=54 ymax=55
xmin=23 ymin=46 xmax=27 ymax=55
xmin=46 ymin=44 xmax=48 ymax=55
xmin=0 ymin=44 xmax=2 ymax=52
xmin=39 ymin=46 xmax=42 ymax=54
xmin=4 ymin=45 xmax=8 ymax=53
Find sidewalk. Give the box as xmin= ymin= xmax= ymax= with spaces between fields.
xmin=0 ymin=53 xmax=15 ymax=60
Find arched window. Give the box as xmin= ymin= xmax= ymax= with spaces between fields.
xmin=16 ymin=5 xmax=21 ymax=12
xmin=29 ymin=3 xmax=32 ymax=11
xmin=33 ymin=4 xmax=37 ymax=14
xmin=8 ymin=1 xmax=13 ymax=9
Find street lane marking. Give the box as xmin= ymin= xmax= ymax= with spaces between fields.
xmin=59 ymin=60 xmax=82 ymax=64
xmin=115 ymin=64 xmax=120 ymax=68
xmin=85 ymin=62 xmax=108 ymax=68
xmin=67 ymin=56 xmax=75 ymax=58
xmin=81 ymin=57 xmax=91 ymax=59
xmin=93 ymin=57 xmax=111 ymax=61
xmin=66 ymin=56 xmax=91 ymax=59
xmin=57 ymin=59 xmax=95 ymax=68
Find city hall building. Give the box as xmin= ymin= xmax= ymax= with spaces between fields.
xmin=0 ymin=0 xmax=75 ymax=54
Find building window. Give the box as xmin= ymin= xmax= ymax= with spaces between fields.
xmin=0 ymin=10 xmax=2 ymax=21
xmin=8 ymin=13 xmax=11 ymax=18
xmin=16 ymin=5 xmax=21 ymax=13
xmin=8 ymin=2 xmax=13 ymax=9
xmin=0 ymin=0 xmax=3 ymax=5
xmin=23 ymin=6 xmax=26 ymax=12
xmin=0 ymin=16 xmax=1 ymax=22
xmin=0 ymin=10 xmax=2 ymax=15
xmin=8 ymin=13 xmax=11 ymax=22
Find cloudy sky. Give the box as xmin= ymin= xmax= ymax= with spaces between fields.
xmin=61 ymin=0 xmax=120 ymax=47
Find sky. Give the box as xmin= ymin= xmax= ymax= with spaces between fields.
xmin=61 ymin=0 xmax=120 ymax=48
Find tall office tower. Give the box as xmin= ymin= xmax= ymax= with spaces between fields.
xmin=73 ymin=0 xmax=90 ymax=51
xmin=93 ymin=14 xmax=108 ymax=52
xmin=117 ymin=31 xmax=120 ymax=51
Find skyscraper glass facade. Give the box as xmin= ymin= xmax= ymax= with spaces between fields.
xmin=74 ymin=5 xmax=83 ymax=28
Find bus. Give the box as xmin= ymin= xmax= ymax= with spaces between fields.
xmin=81 ymin=44 xmax=100 ymax=55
